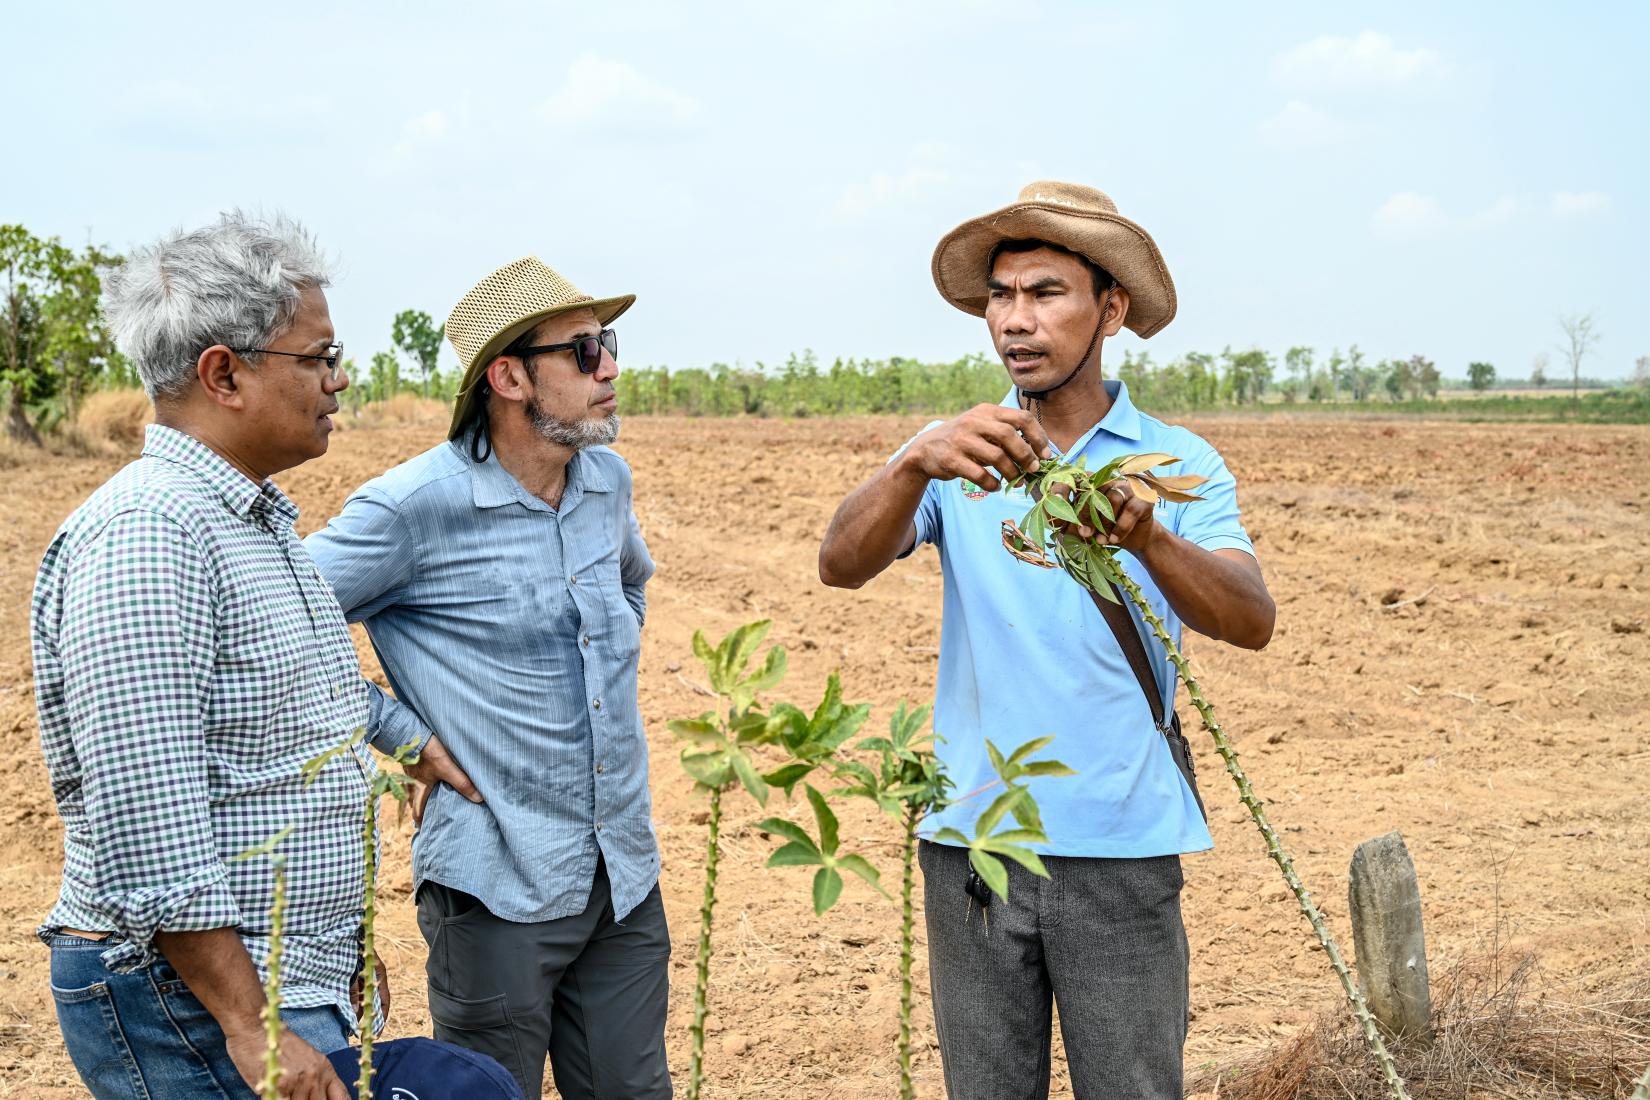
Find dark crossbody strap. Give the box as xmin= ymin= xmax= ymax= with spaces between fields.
xmin=1089 ymin=580 xmax=1208 ymax=822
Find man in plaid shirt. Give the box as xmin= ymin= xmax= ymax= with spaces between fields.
xmin=31 ymin=213 xmax=431 ymax=1099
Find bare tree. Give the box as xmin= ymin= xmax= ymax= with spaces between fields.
xmin=1634 ymin=355 xmax=1649 ymax=390
xmin=1556 ymin=312 xmax=1599 ymax=401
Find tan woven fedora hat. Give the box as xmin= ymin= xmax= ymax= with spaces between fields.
xmin=931 ymin=181 xmax=1177 ymax=338
xmin=445 ymin=256 xmax=636 ymax=438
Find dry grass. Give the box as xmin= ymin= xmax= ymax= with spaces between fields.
xmin=1192 ymin=953 xmax=1650 ymax=1100
xmin=339 ymin=394 xmax=448 ymax=430
xmin=73 ymin=388 xmax=151 ymax=449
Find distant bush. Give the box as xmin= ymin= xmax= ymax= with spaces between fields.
xmin=74 ymin=388 xmax=151 ymax=449
xmin=339 ymin=394 xmax=449 ymax=430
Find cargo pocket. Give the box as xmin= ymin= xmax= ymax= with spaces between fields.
xmin=426 ymin=984 xmax=525 ymax=1087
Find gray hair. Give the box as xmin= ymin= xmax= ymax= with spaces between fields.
xmin=102 ymin=210 xmax=333 ymax=400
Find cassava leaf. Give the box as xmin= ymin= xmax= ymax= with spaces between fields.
xmin=1118 ymin=452 xmax=1179 ymax=475
xmin=968 ymin=849 xmax=1010 ymax=901
xmin=806 ymin=785 xmax=840 ymax=855
xmin=837 ymin=854 xmax=891 ymax=899
xmin=812 ymin=867 xmax=844 ymax=914
xmin=756 ymin=818 xmax=814 ymax=847
xmin=730 ymin=748 xmax=768 ymax=806
xmin=767 ymin=841 xmax=824 ymax=868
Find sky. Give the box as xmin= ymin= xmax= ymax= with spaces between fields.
xmin=6 ymin=1 xmax=1647 ymax=382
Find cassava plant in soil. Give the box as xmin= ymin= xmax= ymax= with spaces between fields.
xmin=766 ymin=703 xmax=1074 ymax=1100
xmin=1001 ymin=451 xmax=1414 ymax=1100
xmin=669 ymin=620 xmax=789 ymax=1100
xmin=303 ymin=729 xmax=420 ymax=1100
xmin=233 ymin=826 xmax=295 ymax=1100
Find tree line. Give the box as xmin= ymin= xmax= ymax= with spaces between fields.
xmin=5 ymin=223 xmax=1644 ymax=443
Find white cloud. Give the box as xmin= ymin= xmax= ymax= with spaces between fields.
xmin=1274 ymin=31 xmax=1448 ymax=93
xmin=1551 ymin=191 xmax=1610 ymax=217
xmin=390 ymin=110 xmax=451 ymax=159
xmin=404 ymin=110 xmax=448 ymax=141
xmin=1258 ymin=101 xmax=1347 ymax=149
xmin=834 ymin=144 xmax=951 ymax=220
xmin=1468 ymin=196 xmax=1522 ymax=227
xmin=1373 ymin=192 xmax=1447 ymax=238
xmin=540 ymin=54 xmax=700 ymax=130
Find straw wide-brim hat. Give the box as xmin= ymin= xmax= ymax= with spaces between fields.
xmin=931 ymin=180 xmax=1177 ymax=339
xmin=445 ymin=256 xmax=636 ymax=438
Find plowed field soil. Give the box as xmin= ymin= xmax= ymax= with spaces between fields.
xmin=2 ymin=413 xmax=1646 ymax=1098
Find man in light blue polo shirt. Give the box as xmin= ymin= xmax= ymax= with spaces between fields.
xmin=306 ymin=258 xmax=665 ymax=1100
xmin=820 ymin=181 xmax=1275 ymax=1100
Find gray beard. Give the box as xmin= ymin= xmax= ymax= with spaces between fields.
xmin=525 ymin=398 xmax=620 ymax=450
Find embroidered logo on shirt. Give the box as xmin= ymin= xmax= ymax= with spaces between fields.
xmin=959 ymin=479 xmax=990 ymax=501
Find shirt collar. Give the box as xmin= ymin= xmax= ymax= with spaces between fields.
xmin=456 ymin=432 xmax=613 ymax=512
xmin=141 ymin=424 xmax=299 ymax=524
xmin=996 ymin=377 xmax=1145 ymax=451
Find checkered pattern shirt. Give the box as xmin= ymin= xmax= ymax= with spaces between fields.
xmin=31 ymin=425 xmax=429 ymax=1021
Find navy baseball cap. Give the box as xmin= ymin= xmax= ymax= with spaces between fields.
xmin=327 ymin=1037 xmax=525 ymax=1099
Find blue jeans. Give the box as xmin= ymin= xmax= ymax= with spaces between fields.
xmin=48 ymin=932 xmax=350 ymax=1099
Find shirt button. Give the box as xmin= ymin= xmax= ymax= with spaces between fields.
xmin=333 ymin=684 xmax=343 ymax=698
xmin=569 ymin=574 xmax=578 ymax=585
xmin=595 ymin=822 xmax=605 ymax=833
xmin=581 ymin=635 xmax=591 ymax=647
xmin=596 ymin=761 xmax=606 ymax=774
xmin=592 ymin=698 xmax=603 ymax=711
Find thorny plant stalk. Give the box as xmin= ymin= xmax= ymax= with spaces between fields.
xmin=304 ymin=729 xmax=419 ymax=1100
xmin=233 ymin=826 xmax=294 ymax=1100
xmin=670 ymin=621 xmax=788 ymax=1100
xmin=1002 ymin=453 xmax=1414 ymax=1100
xmin=688 ymin=784 xmax=721 ymax=1100
xmin=897 ymin=803 xmax=918 ymax=1100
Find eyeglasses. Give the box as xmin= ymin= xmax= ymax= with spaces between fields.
xmin=510 ymin=328 xmax=618 ymax=375
xmin=231 ymin=342 xmax=346 ymax=381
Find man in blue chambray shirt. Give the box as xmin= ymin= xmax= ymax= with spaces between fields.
xmin=306 ymin=258 xmax=663 ymax=1100
xmin=820 ymin=182 xmax=1277 ymax=1100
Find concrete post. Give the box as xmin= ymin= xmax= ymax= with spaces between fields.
xmin=1348 ymin=830 xmax=1432 ymax=1046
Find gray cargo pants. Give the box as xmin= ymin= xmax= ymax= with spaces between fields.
xmin=416 ymin=859 xmax=672 ymax=1100
xmin=919 ymin=841 xmax=1189 ymax=1100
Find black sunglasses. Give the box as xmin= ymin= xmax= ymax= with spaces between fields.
xmin=510 ymin=327 xmax=618 ymax=375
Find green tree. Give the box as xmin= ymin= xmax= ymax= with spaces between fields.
xmin=1324 ymin=347 xmax=1346 ymax=402
xmin=1467 ymin=361 xmax=1496 ymax=391
xmin=1407 ymin=354 xmax=1440 ymax=400
xmin=2 ymin=225 xmax=122 ymax=444
xmin=1284 ymin=345 xmax=1314 ymax=403
xmin=367 ymin=351 xmax=402 ymax=402
xmin=1530 ymin=352 xmax=1548 ymax=388
xmin=391 ymin=309 xmax=445 ymax=397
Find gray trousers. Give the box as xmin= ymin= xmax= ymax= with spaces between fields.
xmin=416 ymin=859 xmax=672 ymax=1100
xmin=919 ymin=841 xmax=1189 ymax=1100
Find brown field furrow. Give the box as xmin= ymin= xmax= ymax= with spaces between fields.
xmin=1 ymin=413 xmax=1645 ymax=1098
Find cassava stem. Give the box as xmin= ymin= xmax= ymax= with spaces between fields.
xmin=1112 ymin=568 xmax=1413 ymax=1100
xmin=357 ymin=788 xmax=380 ymax=1100
xmin=686 ymin=785 xmax=723 ymax=1100
xmin=260 ymin=856 xmax=286 ymax=1100
xmin=898 ymin=804 xmax=919 ymax=1100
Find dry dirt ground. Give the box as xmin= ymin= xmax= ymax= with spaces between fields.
xmin=1 ymin=413 xmax=1646 ymax=1098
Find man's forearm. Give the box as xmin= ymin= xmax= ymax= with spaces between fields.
xmin=818 ymin=456 xmax=930 ymax=588
xmin=1136 ymin=534 xmax=1274 ymax=649
xmin=153 ymin=927 xmax=267 ymax=1040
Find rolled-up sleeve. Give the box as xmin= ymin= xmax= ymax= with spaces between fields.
xmin=57 ymin=510 xmax=242 ymax=969
xmin=306 ymin=490 xmax=432 ymax=757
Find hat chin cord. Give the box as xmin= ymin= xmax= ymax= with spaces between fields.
xmin=1016 ymin=288 xmax=1112 ymax=417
